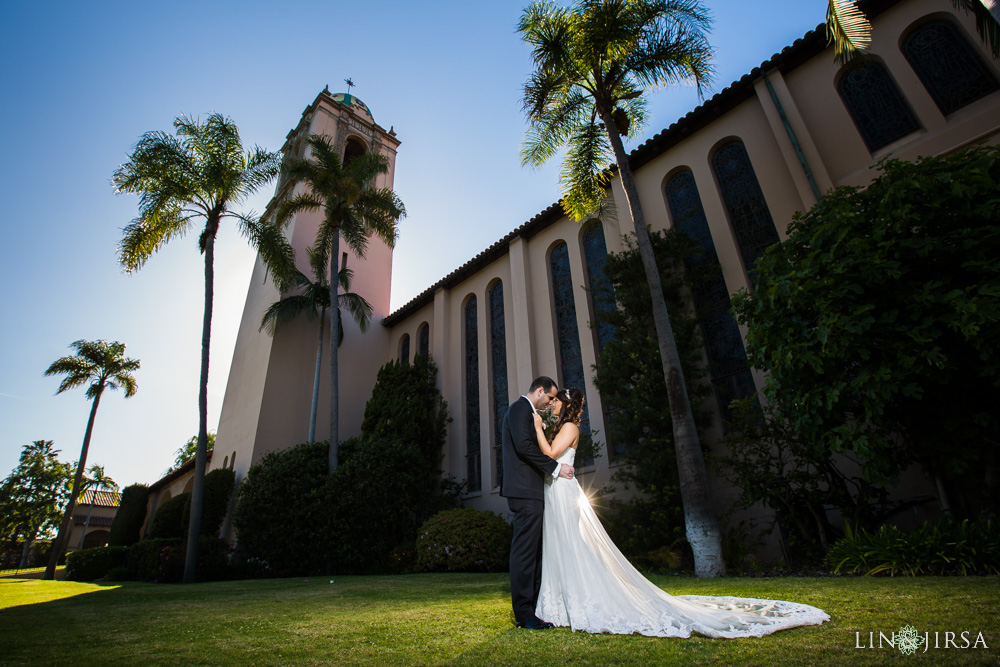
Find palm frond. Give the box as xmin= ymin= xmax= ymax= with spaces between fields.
xmin=259 ymin=294 xmax=317 ymax=335
xmin=234 ymin=211 xmax=296 ymax=286
xmin=45 ymin=339 xmax=139 ymax=399
xmin=953 ymin=0 xmax=1000 ymax=58
xmin=562 ymin=120 xmax=615 ymax=220
xmin=338 ymin=291 xmax=373 ymax=332
xmin=826 ymin=0 xmax=872 ymax=64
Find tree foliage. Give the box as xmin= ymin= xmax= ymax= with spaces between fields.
xmin=591 ymin=229 xmax=711 ymax=565
xmin=0 ymin=441 xmax=74 ymax=559
xmin=165 ymin=433 xmax=215 ymax=475
xmin=732 ymin=145 xmax=1000 ymax=520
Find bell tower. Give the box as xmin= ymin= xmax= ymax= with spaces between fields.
xmin=212 ymin=88 xmax=401 ymax=499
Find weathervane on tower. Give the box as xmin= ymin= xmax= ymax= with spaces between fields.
xmin=344 ymin=78 xmax=355 ymax=95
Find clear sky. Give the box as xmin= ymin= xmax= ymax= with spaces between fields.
xmin=0 ymin=0 xmax=834 ymax=489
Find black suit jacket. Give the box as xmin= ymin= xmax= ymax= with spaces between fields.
xmin=500 ymin=396 xmax=558 ymax=500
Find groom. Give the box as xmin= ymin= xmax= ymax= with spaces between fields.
xmin=501 ymin=376 xmax=574 ymax=630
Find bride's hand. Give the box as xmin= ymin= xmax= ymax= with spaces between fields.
xmin=533 ymin=413 xmax=543 ymax=430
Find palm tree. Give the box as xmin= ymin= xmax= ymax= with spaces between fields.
xmin=275 ymin=134 xmax=405 ymax=474
xmin=75 ymin=464 xmax=118 ymax=551
xmin=114 ymin=113 xmax=294 ymax=584
xmin=826 ymin=0 xmax=998 ymax=63
xmin=42 ymin=340 xmax=138 ymax=579
xmin=260 ymin=247 xmax=374 ymax=443
xmin=518 ymin=0 xmax=725 ymax=576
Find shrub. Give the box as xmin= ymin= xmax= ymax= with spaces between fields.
xmin=108 ymin=484 xmax=149 ymax=547
xmin=330 ymin=438 xmax=436 ymax=573
xmin=65 ymin=546 xmax=128 ymax=581
xmin=127 ymin=538 xmax=181 ymax=581
xmin=148 ymin=494 xmax=189 ymax=540
xmin=182 ymin=468 xmax=236 ymax=537
xmin=232 ymin=441 xmax=334 ymax=576
xmin=827 ymin=519 xmax=1000 ymax=576
xmin=147 ymin=469 xmax=234 ymax=543
xmin=416 ymin=508 xmax=512 ymax=573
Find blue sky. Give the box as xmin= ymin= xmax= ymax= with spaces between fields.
xmin=0 ymin=0 xmax=834 ymax=489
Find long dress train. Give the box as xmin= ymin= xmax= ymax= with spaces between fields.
xmin=535 ymin=447 xmax=830 ymax=638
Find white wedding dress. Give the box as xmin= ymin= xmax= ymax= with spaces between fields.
xmin=535 ymin=447 xmax=831 ymax=638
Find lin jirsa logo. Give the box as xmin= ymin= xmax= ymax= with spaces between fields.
xmin=855 ymin=624 xmax=989 ymax=655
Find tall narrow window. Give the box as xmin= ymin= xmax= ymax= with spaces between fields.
xmin=837 ymin=59 xmax=920 ymax=151
xmin=488 ymin=281 xmax=509 ymax=489
xmin=549 ymin=242 xmax=593 ymax=466
xmin=583 ymin=222 xmax=616 ymax=354
xmin=582 ymin=222 xmax=616 ymax=457
xmin=399 ymin=334 xmax=410 ymax=364
xmin=902 ymin=19 xmax=999 ymax=116
xmin=417 ymin=323 xmax=430 ymax=358
xmin=464 ymin=297 xmax=481 ymax=493
xmin=666 ymin=169 xmax=758 ymax=426
xmin=711 ymin=140 xmax=780 ymax=277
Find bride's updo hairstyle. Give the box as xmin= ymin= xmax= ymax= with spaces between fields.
xmin=553 ymin=387 xmax=585 ymax=435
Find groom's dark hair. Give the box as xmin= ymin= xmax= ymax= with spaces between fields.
xmin=528 ymin=376 xmax=557 ymax=394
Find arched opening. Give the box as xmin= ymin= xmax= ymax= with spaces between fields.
xmin=344 ymin=137 xmax=366 ymax=166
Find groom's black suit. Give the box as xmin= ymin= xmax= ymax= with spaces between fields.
xmin=500 ymin=396 xmax=558 ymax=624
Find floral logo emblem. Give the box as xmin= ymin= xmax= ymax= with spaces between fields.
xmin=896 ymin=624 xmax=926 ymax=656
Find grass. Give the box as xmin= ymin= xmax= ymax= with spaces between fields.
xmin=0 ymin=573 xmax=996 ymax=666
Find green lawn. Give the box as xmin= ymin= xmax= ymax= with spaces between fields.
xmin=0 ymin=573 xmax=996 ymax=665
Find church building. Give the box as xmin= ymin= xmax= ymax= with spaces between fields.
xmin=144 ymin=0 xmax=1000 ymax=559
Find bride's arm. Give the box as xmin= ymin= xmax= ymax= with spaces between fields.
xmin=531 ymin=413 xmax=555 ymax=457
xmin=548 ymin=422 xmax=579 ymax=459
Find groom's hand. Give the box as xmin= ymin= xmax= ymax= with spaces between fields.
xmin=558 ymin=464 xmax=574 ymax=479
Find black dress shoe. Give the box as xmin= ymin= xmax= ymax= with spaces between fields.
xmin=516 ymin=615 xmax=555 ymax=630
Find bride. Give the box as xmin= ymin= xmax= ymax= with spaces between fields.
xmin=530 ymin=388 xmax=830 ymax=638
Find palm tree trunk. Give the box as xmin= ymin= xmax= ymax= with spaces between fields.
xmin=44 ymin=391 xmax=102 ymax=579
xmin=183 ymin=224 xmax=217 ymax=583
xmin=77 ymin=502 xmax=95 ymax=550
xmin=308 ymin=305 xmax=326 ymax=443
xmin=328 ymin=228 xmax=341 ymax=475
xmin=602 ymin=112 xmax=726 ymax=577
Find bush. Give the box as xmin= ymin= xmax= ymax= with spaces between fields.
xmin=330 ymin=438 xmax=438 ymax=573
xmin=147 ymin=469 xmax=235 ymax=542
xmin=127 ymin=538 xmax=181 ymax=581
xmin=65 ymin=546 xmax=128 ymax=581
xmin=232 ymin=441 xmax=334 ymax=576
xmin=415 ymin=508 xmax=512 ymax=573
xmin=827 ymin=519 xmax=1000 ymax=576
xmin=148 ymin=494 xmax=189 ymax=540
xmin=182 ymin=468 xmax=236 ymax=538
xmin=124 ymin=536 xmax=231 ymax=583
xmin=108 ymin=484 xmax=149 ymax=547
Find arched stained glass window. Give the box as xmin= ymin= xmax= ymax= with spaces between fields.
xmin=837 ymin=60 xmax=920 ymax=151
xmin=417 ymin=323 xmax=430 ymax=358
xmin=902 ymin=19 xmax=999 ymax=116
xmin=399 ymin=334 xmax=410 ymax=364
xmin=582 ymin=222 xmax=616 ymax=457
xmin=583 ymin=222 xmax=616 ymax=354
xmin=488 ymin=281 xmax=508 ymax=489
xmin=464 ymin=297 xmax=481 ymax=493
xmin=711 ymin=140 xmax=781 ymax=277
xmin=666 ymin=169 xmax=758 ymax=426
xmin=549 ymin=242 xmax=593 ymax=466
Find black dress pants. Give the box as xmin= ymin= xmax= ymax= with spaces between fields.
xmin=507 ymin=496 xmax=544 ymax=622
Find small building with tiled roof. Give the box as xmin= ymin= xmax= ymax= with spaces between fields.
xmin=66 ymin=489 xmax=122 ymax=553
